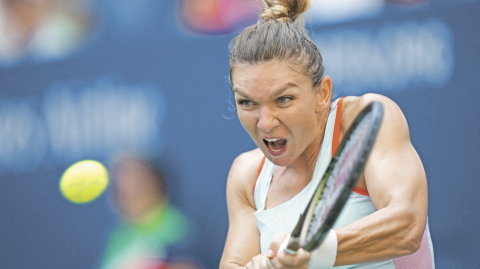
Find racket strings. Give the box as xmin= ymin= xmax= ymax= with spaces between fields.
xmin=306 ymin=114 xmax=373 ymax=241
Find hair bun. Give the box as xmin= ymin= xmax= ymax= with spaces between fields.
xmin=260 ymin=0 xmax=312 ymax=23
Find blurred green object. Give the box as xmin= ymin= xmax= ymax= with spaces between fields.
xmin=100 ymin=203 xmax=188 ymax=269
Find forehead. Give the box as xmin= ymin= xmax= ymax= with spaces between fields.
xmin=232 ymin=60 xmax=311 ymax=93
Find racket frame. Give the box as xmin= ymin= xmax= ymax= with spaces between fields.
xmin=285 ymin=101 xmax=384 ymax=253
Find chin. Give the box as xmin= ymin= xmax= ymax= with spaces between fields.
xmin=270 ymin=159 xmax=291 ymax=167
xmin=265 ymin=153 xmax=293 ymax=167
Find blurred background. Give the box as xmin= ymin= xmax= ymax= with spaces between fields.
xmin=0 ymin=0 xmax=478 ymax=268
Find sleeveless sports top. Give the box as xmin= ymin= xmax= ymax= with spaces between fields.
xmin=253 ymin=98 xmax=435 ymax=268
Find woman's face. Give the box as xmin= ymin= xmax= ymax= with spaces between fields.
xmin=232 ymin=60 xmax=331 ymax=166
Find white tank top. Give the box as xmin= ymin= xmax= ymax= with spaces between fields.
xmin=253 ymin=98 xmax=435 ymax=269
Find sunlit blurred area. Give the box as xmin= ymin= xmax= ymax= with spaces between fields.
xmin=306 ymin=0 xmax=430 ymax=25
xmin=0 ymin=0 xmax=478 ymax=268
xmin=0 ymin=0 xmax=97 ymax=67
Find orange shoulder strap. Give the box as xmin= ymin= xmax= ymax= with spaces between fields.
xmin=332 ymin=97 xmax=369 ymax=196
xmin=253 ymin=156 xmax=266 ymax=195
xmin=257 ymin=156 xmax=266 ymax=179
xmin=332 ymin=97 xmax=344 ymax=157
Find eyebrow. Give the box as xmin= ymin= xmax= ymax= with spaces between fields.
xmin=233 ymin=82 xmax=298 ymax=100
xmin=271 ymin=82 xmax=297 ymax=98
xmin=233 ymin=89 xmax=251 ymax=102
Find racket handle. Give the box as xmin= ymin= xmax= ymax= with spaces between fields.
xmin=282 ymin=234 xmax=301 ymax=255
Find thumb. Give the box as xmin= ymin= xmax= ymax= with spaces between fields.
xmin=266 ymin=232 xmax=290 ymax=259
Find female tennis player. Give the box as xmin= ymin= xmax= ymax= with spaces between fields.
xmin=220 ymin=1 xmax=434 ymax=269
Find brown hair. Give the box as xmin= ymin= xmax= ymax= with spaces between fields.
xmin=229 ymin=0 xmax=325 ymax=89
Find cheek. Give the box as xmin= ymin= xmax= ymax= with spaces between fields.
xmin=237 ymin=110 xmax=257 ymax=134
xmin=286 ymin=104 xmax=318 ymax=136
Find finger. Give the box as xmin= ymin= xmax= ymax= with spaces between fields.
xmin=247 ymin=254 xmax=266 ymax=269
xmin=278 ymin=233 xmax=291 ymax=254
xmin=246 ymin=258 xmax=258 ymax=269
xmin=275 ymin=247 xmax=311 ymax=267
xmin=265 ymin=258 xmax=277 ymax=269
xmin=267 ymin=232 xmax=290 ymax=259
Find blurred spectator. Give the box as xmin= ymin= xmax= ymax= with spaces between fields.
xmin=177 ymin=0 xmax=429 ymax=35
xmin=100 ymin=155 xmax=202 ymax=269
xmin=0 ymin=0 xmax=96 ymax=67
xmin=178 ymin=0 xmax=262 ymax=35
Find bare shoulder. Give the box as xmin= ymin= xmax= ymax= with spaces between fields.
xmin=342 ymin=93 xmax=411 ymax=150
xmin=227 ymin=148 xmax=265 ymax=208
xmin=230 ymin=148 xmax=265 ymax=183
xmin=342 ymin=94 xmax=408 ymax=133
xmin=342 ymin=94 xmax=401 ymax=120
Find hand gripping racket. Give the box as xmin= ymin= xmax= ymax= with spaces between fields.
xmin=284 ymin=101 xmax=384 ymax=254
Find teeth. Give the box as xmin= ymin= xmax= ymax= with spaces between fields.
xmin=264 ymin=138 xmax=279 ymax=142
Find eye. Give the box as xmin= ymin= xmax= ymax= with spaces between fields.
xmin=238 ymin=99 xmax=253 ymax=107
xmin=277 ymin=96 xmax=293 ymax=104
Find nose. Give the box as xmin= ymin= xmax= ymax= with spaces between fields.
xmin=257 ymin=105 xmax=279 ymax=133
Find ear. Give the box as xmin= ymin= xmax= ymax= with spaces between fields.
xmin=315 ymin=76 xmax=332 ymax=113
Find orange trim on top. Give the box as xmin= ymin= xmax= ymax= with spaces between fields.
xmin=332 ymin=98 xmax=344 ymax=157
xmin=332 ymin=98 xmax=370 ymax=197
xmin=257 ymin=156 xmax=266 ymax=179
xmin=254 ymin=156 xmax=267 ymax=195
xmin=353 ymin=186 xmax=370 ymax=196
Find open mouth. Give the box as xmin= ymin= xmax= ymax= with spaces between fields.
xmin=263 ymin=138 xmax=287 ymax=152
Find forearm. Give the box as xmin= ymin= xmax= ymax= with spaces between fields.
xmin=222 ymin=151 xmax=263 ymax=269
xmin=333 ymin=205 xmax=425 ymax=266
xmin=220 ymin=231 xmax=260 ymax=269
xmin=220 ymin=252 xmax=244 ymax=269
xmin=219 ymin=261 xmax=246 ymax=269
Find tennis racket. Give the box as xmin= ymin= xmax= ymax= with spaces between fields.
xmin=283 ymin=101 xmax=384 ymax=254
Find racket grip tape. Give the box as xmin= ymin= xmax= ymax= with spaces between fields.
xmin=282 ymin=234 xmax=300 ymax=255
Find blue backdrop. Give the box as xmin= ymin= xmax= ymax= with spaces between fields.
xmin=0 ymin=1 xmax=478 ymax=268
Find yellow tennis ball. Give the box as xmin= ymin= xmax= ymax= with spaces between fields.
xmin=59 ymin=160 xmax=109 ymax=204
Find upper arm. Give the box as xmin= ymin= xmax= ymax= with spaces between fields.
xmin=361 ymin=94 xmax=428 ymax=239
xmin=220 ymin=149 xmax=264 ymax=269
xmin=331 ymin=95 xmax=429 ymax=264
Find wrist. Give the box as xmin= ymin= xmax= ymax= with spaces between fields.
xmin=308 ymin=229 xmax=338 ymax=269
